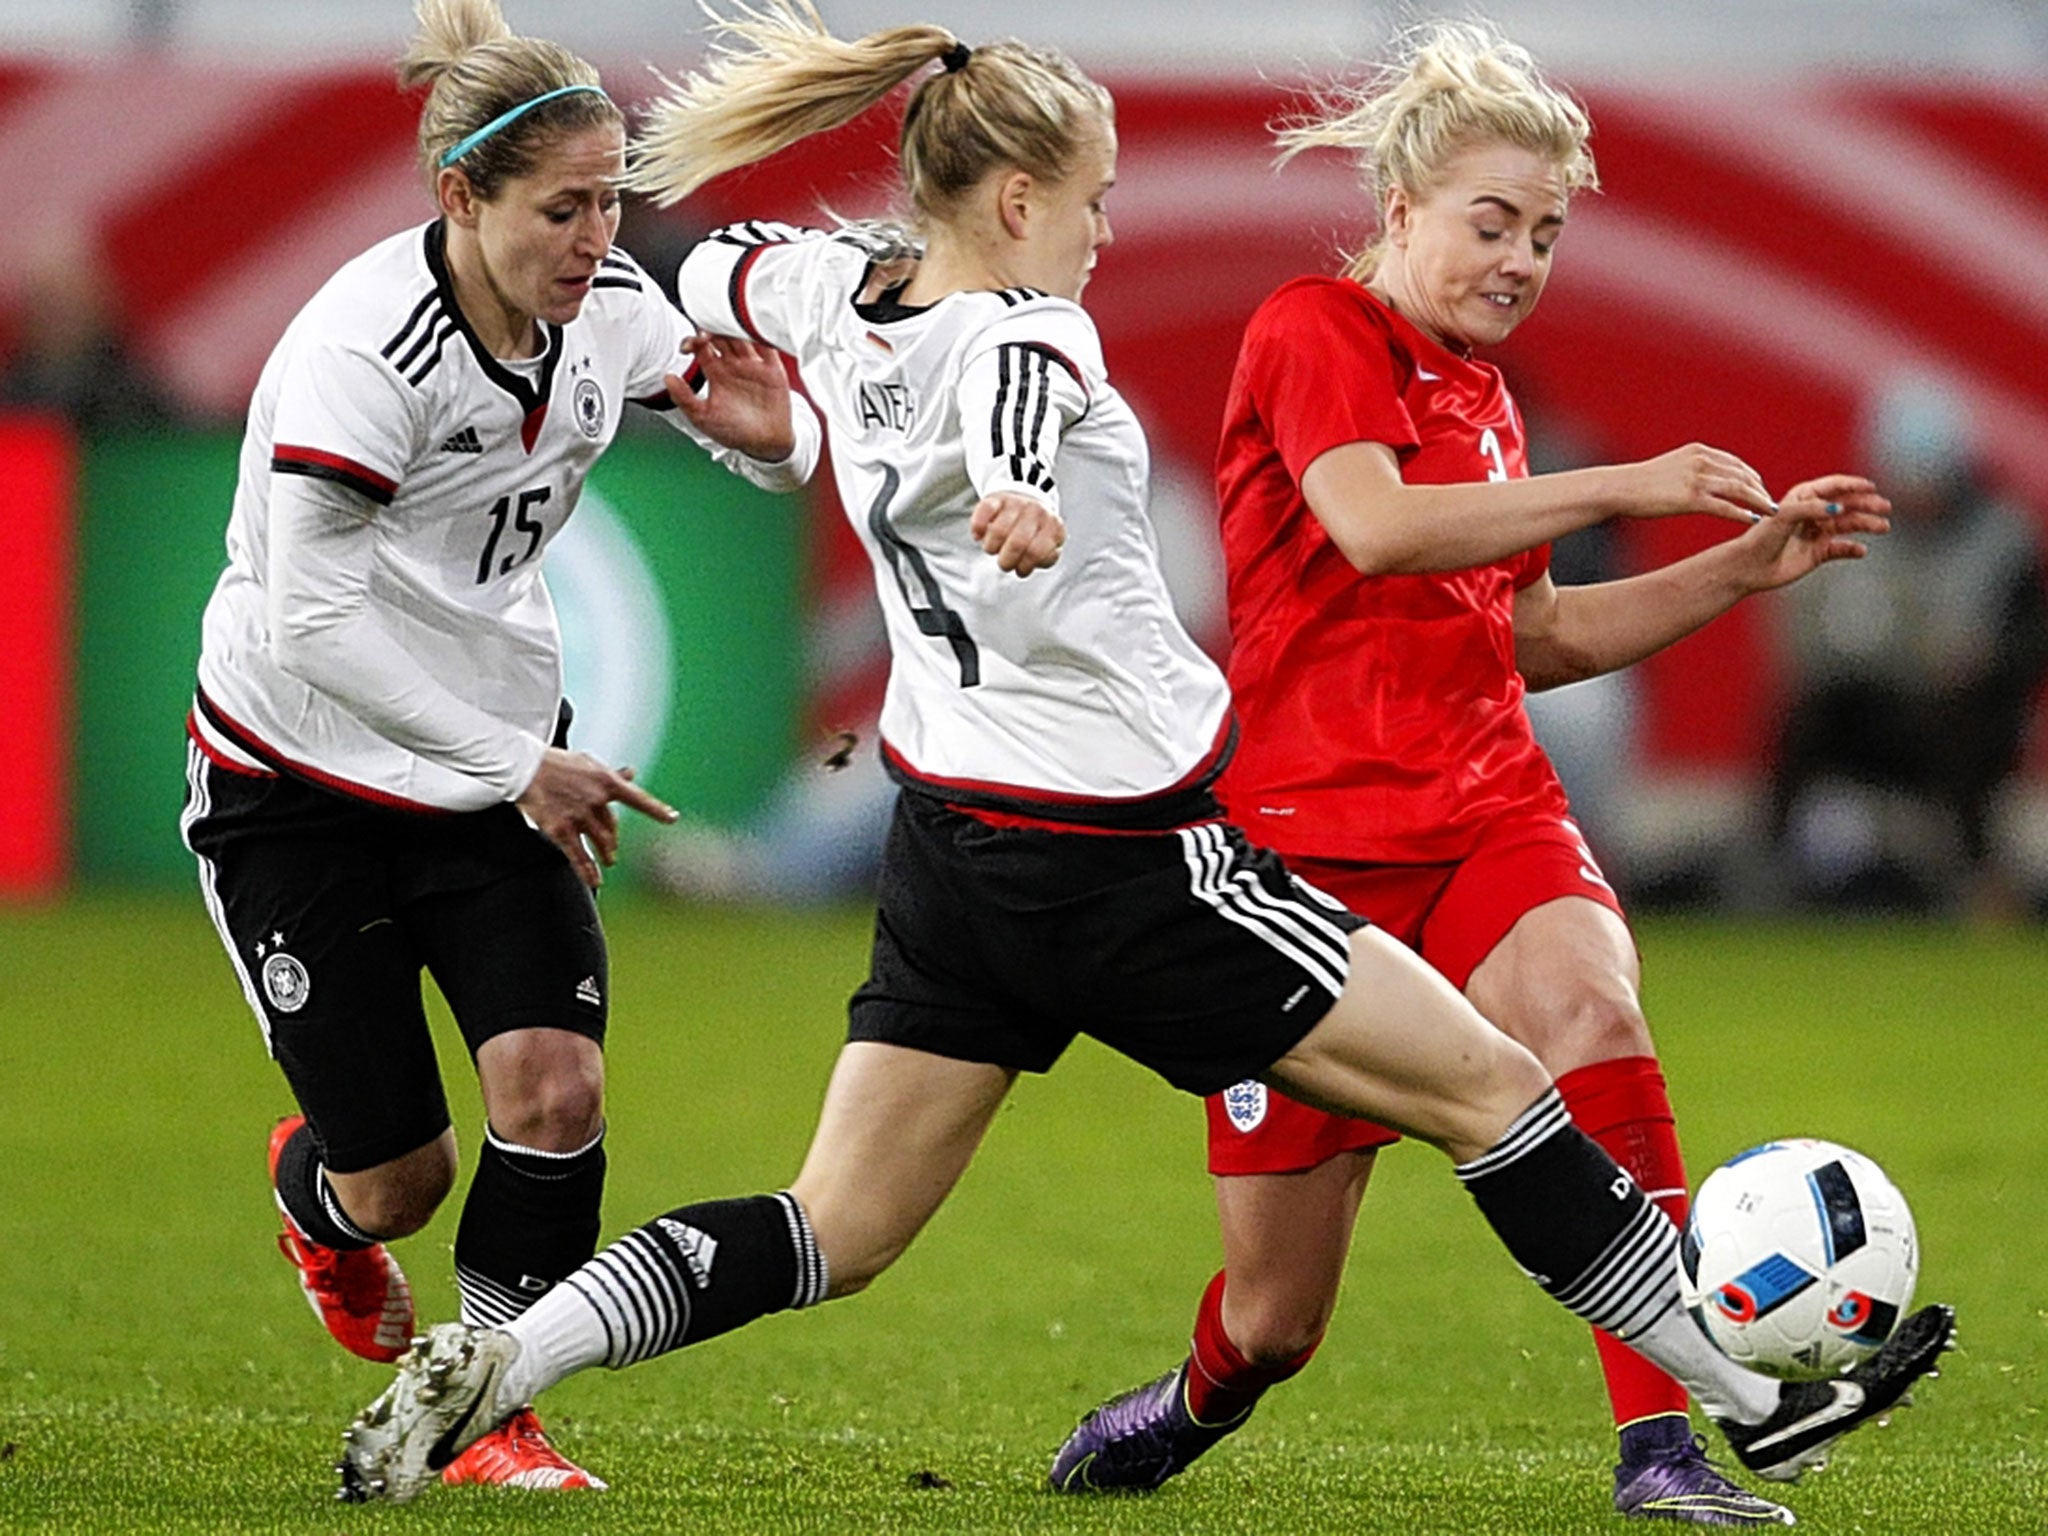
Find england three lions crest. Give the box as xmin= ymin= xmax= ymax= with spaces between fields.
xmin=1222 ymin=1079 xmax=1267 ymax=1132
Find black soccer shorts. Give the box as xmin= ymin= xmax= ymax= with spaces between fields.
xmin=848 ymin=788 xmax=1367 ymax=1096
xmin=182 ymin=743 xmax=608 ymax=1173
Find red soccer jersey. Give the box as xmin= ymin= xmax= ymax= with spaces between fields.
xmin=1215 ymin=276 xmax=1569 ymax=863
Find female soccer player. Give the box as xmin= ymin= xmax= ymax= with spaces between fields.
xmin=181 ymin=0 xmax=817 ymax=1491
xmin=1050 ymin=20 xmax=1897 ymax=1526
xmin=334 ymin=4 xmax=1948 ymax=1506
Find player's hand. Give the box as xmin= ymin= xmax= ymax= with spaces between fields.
xmin=516 ymin=748 xmax=678 ymax=889
xmin=1732 ymin=474 xmax=1891 ymax=592
xmin=970 ymin=492 xmax=1065 ymax=577
xmin=1621 ymin=443 xmax=1778 ymax=524
xmin=667 ymin=332 xmax=796 ymax=462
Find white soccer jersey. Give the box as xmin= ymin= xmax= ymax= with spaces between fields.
xmin=193 ymin=220 xmax=818 ymax=813
xmin=680 ymin=223 xmax=1232 ymax=820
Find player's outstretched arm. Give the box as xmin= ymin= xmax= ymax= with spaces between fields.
xmin=1300 ymin=440 xmax=1780 ymax=577
xmin=515 ymin=750 xmax=677 ymax=889
xmin=1513 ymin=474 xmax=1890 ymax=689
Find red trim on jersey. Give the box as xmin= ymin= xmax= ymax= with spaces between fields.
xmin=185 ymin=709 xmax=277 ymax=778
xmin=952 ymin=804 xmax=1222 ymax=837
xmin=520 ymin=404 xmax=548 ymax=453
xmin=194 ymin=689 xmax=452 ymax=815
xmin=731 ymin=244 xmax=774 ymax=345
xmin=882 ymin=712 xmax=1234 ymax=808
xmin=1014 ymin=341 xmax=1091 ymax=402
xmin=272 ymin=444 xmax=398 ymax=502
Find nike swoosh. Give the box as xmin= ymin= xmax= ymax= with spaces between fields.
xmin=425 ymin=1370 xmax=498 ymax=1471
xmin=1745 ymin=1380 xmax=1864 ymax=1453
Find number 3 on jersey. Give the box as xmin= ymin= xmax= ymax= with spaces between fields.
xmin=476 ymin=486 xmax=551 ymax=584
xmin=1479 ymin=427 xmax=1509 ymax=483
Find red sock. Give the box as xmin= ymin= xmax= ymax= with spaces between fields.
xmin=1555 ymin=1056 xmax=1692 ymax=1431
xmin=1184 ymin=1269 xmax=1320 ymax=1427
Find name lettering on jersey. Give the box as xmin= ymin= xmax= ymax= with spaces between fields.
xmin=856 ymin=379 xmax=917 ymax=433
xmin=1479 ymin=426 xmax=1509 ymax=483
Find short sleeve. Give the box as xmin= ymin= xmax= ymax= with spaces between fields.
xmin=600 ymin=248 xmax=695 ymax=406
xmin=269 ymin=334 xmax=419 ymax=507
xmin=1242 ymin=281 xmax=1418 ymax=485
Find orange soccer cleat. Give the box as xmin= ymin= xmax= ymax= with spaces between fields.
xmin=267 ymin=1115 xmax=415 ymax=1364
xmin=440 ymin=1408 xmax=609 ymax=1491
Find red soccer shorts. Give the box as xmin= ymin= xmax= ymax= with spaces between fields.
xmin=1205 ymin=811 xmax=1629 ymax=1174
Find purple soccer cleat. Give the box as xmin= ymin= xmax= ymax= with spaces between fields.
xmin=1048 ymin=1362 xmax=1248 ymax=1493
xmin=1613 ymin=1436 xmax=1796 ymax=1526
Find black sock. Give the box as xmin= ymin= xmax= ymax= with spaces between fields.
xmin=454 ymin=1124 xmax=607 ymax=1326
xmin=559 ymin=1193 xmax=829 ymax=1368
xmin=1457 ymin=1088 xmax=1679 ymax=1342
xmin=272 ymin=1119 xmax=375 ymax=1251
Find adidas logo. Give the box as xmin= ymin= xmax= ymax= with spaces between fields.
xmin=439 ymin=426 xmax=483 ymax=454
xmin=575 ymin=975 xmax=602 ymax=1006
xmin=656 ymin=1218 xmax=720 ymax=1287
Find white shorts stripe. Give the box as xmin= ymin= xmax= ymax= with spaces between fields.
xmin=183 ymin=742 xmax=273 ymax=1051
xmin=1177 ymin=824 xmax=1350 ymax=999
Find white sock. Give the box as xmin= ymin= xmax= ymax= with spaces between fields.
xmin=1631 ymin=1309 xmax=1780 ymax=1424
xmin=499 ymin=1282 xmax=611 ymax=1406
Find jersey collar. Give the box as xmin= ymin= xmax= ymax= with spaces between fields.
xmin=422 ymin=220 xmax=565 ymax=419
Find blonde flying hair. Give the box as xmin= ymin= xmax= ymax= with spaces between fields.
xmin=398 ymin=0 xmax=622 ymax=198
xmin=1278 ymin=18 xmax=1597 ymax=282
xmin=625 ymin=0 xmax=1114 ymax=225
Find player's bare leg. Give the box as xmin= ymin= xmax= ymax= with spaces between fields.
xmin=341 ymin=1043 xmax=1013 ymax=1503
xmin=1055 ymin=926 xmax=1541 ymax=1495
xmin=789 ymin=1044 xmax=1017 ymax=1297
xmin=1050 ymin=1151 xmax=1373 ymax=1491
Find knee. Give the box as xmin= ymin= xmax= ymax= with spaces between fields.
xmin=486 ymin=1050 xmax=605 ymax=1152
xmin=1525 ymin=986 xmax=1651 ymax=1074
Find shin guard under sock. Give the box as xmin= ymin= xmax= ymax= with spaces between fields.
xmin=1557 ymin=1057 xmax=1693 ymax=1432
xmin=454 ymin=1123 xmax=607 ymax=1326
xmin=512 ymin=1192 xmax=829 ymax=1386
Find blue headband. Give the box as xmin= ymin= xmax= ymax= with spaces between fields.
xmin=438 ymin=83 xmax=611 ymax=169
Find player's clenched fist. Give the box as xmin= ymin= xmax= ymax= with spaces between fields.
xmin=971 ymin=491 xmax=1066 ymax=577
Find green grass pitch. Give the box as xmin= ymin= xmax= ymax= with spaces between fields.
xmin=1 ymin=893 xmax=2042 ymax=1533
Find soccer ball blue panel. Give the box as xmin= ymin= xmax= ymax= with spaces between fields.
xmin=1677 ymin=1138 xmax=1919 ymax=1381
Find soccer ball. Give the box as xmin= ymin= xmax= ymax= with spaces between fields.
xmin=1678 ymin=1139 xmax=1918 ymax=1381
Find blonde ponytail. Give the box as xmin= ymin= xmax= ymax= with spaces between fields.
xmin=628 ymin=0 xmax=1112 ymax=224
